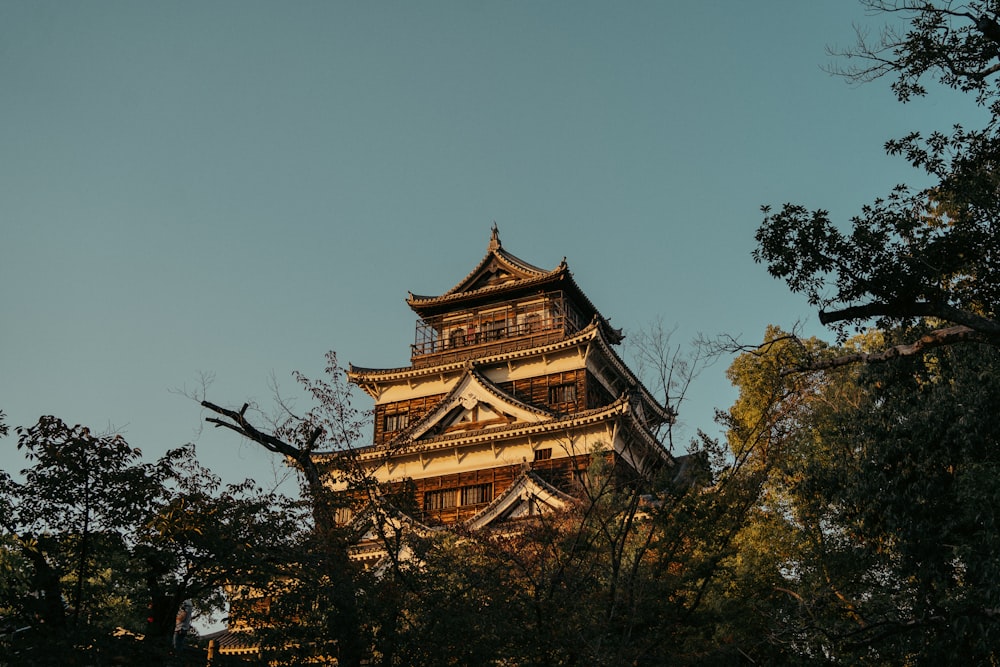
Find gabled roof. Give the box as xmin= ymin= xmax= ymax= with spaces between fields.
xmin=338 ymin=391 xmax=674 ymax=470
xmin=356 ymin=469 xmax=574 ymax=537
xmin=405 ymin=227 xmax=613 ymax=334
xmin=463 ymin=469 xmax=575 ymax=531
xmin=347 ymin=499 xmax=440 ymax=564
xmin=348 ymin=321 xmax=674 ymax=428
xmin=345 ymin=470 xmax=576 ymax=567
xmin=442 ymin=225 xmax=553 ymax=295
xmin=352 ymin=500 xmax=434 ymax=540
xmin=394 ymin=366 xmax=551 ymax=445
xmin=407 ymin=225 xmax=558 ymax=308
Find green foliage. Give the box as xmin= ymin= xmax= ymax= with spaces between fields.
xmin=205 ymin=352 xmax=374 ymax=667
xmin=746 ymin=5 xmax=1000 ymax=658
xmin=829 ymin=340 xmax=1000 ymax=662
xmin=0 ymin=415 xmax=301 ymax=663
xmin=756 ymin=2 xmax=1000 ymax=352
xmin=724 ymin=327 xmax=1000 ymax=663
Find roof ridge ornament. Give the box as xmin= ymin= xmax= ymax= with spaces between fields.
xmin=489 ymin=222 xmax=501 ymax=252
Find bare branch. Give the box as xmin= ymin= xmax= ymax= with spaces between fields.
xmin=201 ymin=399 xmax=330 ymax=512
xmin=826 ymin=1 xmax=1000 ymax=92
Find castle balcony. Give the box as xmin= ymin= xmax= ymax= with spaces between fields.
xmin=411 ymin=291 xmax=585 ymax=368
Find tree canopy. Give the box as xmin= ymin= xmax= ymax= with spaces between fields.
xmin=737 ymin=1 xmax=1000 ymax=662
xmin=756 ymin=1 xmax=1000 ymax=367
xmin=0 ymin=416 xmax=301 ymax=665
xmin=724 ymin=327 xmax=1000 ymax=663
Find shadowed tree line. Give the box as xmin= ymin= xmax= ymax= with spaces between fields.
xmin=0 ymin=413 xmax=304 ymax=665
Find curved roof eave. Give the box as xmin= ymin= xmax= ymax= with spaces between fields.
xmin=435 ymin=226 xmax=552 ymax=297
xmin=348 ymin=322 xmax=670 ymax=424
xmin=463 ymin=469 xmax=576 ymax=531
xmin=332 ymin=393 xmax=666 ymax=462
xmin=309 ymin=398 xmax=622 ymax=462
xmin=347 ymin=320 xmax=607 ymax=386
xmin=352 ymin=497 xmax=436 ymax=536
xmin=403 ymin=228 xmax=614 ymax=331
xmin=406 ymin=266 xmax=567 ymax=311
xmin=586 ymin=326 xmax=676 ymax=425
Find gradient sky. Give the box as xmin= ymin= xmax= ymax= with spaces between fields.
xmin=0 ymin=2 xmax=981 ymax=489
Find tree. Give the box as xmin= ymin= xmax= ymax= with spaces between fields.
xmin=831 ymin=1 xmax=1000 ymax=107
xmin=725 ymin=326 xmax=1000 ymax=664
xmin=4 ymin=417 xmax=148 ymax=631
xmin=842 ymin=336 xmax=1000 ymax=663
xmin=136 ymin=446 xmax=304 ymax=642
xmin=721 ymin=328 xmax=895 ymax=662
xmin=626 ymin=318 xmax=705 ymax=450
xmin=744 ymin=8 xmax=1000 ymax=655
xmin=201 ymin=351 xmax=371 ymax=667
xmin=756 ymin=2 xmax=1000 ymax=368
xmin=345 ymin=438 xmax=768 ymax=667
xmin=0 ymin=416 xmax=299 ymax=664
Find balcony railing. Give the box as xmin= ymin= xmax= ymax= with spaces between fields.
xmin=411 ymin=292 xmax=585 ymax=365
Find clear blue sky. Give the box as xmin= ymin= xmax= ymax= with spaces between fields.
xmin=0 ymin=2 xmax=978 ymax=488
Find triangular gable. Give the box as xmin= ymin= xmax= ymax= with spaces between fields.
xmin=444 ymin=226 xmax=553 ymax=296
xmin=464 ymin=470 xmax=575 ymax=531
xmin=348 ymin=501 xmax=437 ymax=565
xmin=404 ymin=369 xmax=551 ymax=442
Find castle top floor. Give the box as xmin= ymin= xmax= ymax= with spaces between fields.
xmin=406 ymin=226 xmax=621 ymax=368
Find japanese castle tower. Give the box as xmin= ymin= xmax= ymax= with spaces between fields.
xmin=327 ymin=227 xmax=680 ymax=552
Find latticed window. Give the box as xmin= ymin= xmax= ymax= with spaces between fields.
xmin=533 ymin=448 xmax=552 ymax=461
xmin=548 ymin=383 xmax=576 ymax=404
xmin=483 ymin=319 xmax=506 ymax=341
xmin=424 ymin=489 xmax=457 ymax=511
xmin=412 ymin=291 xmax=577 ymax=358
xmin=334 ymin=506 xmax=354 ymax=526
xmin=384 ymin=411 xmax=409 ymax=432
xmin=460 ymin=483 xmax=492 ymax=505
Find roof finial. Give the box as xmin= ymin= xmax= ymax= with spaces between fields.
xmin=489 ymin=222 xmax=501 ymax=251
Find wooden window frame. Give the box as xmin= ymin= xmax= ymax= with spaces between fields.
xmin=548 ymin=383 xmax=576 ymax=405
xmin=384 ymin=411 xmax=409 ymax=433
xmin=424 ymin=489 xmax=457 ymax=511
xmin=460 ymin=483 xmax=493 ymax=506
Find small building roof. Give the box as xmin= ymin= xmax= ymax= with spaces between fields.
xmin=202 ymin=628 xmax=260 ymax=655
